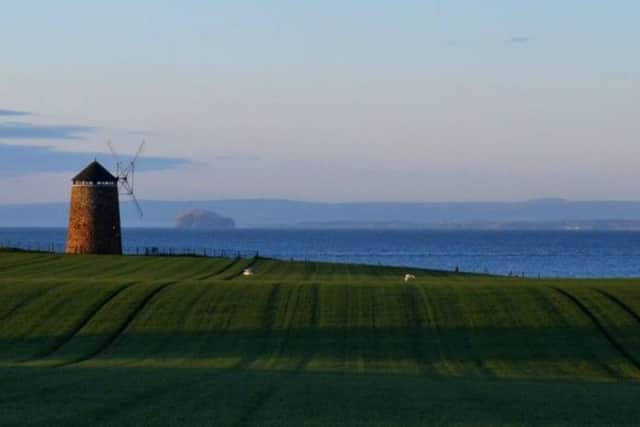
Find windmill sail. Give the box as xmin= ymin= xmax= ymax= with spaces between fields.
xmin=105 ymin=141 xmax=145 ymax=218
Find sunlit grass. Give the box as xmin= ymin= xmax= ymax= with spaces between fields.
xmin=1 ymin=252 xmax=640 ymax=426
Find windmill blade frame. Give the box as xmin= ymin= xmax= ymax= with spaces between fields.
xmin=104 ymin=140 xmax=145 ymax=218
xmin=120 ymin=140 xmax=144 ymax=178
xmin=107 ymin=140 xmax=124 ymax=176
xmin=131 ymin=140 xmax=146 ymax=164
xmin=130 ymin=193 xmax=144 ymax=218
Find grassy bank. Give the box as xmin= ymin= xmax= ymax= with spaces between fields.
xmin=1 ymin=252 xmax=640 ymax=426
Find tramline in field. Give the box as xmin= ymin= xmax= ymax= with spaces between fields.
xmin=1 ymin=251 xmax=640 ymax=426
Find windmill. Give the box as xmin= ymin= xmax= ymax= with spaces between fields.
xmin=107 ymin=140 xmax=145 ymax=218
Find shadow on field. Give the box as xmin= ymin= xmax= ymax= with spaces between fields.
xmin=1 ymin=365 xmax=640 ymax=427
xmin=2 ymin=324 xmax=639 ymax=381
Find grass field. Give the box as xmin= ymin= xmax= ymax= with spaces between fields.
xmin=1 ymin=250 xmax=640 ymax=426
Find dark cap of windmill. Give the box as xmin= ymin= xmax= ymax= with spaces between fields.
xmin=72 ymin=160 xmax=118 ymax=184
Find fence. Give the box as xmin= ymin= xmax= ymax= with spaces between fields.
xmin=0 ymin=241 xmax=259 ymax=260
xmin=0 ymin=241 xmax=63 ymax=253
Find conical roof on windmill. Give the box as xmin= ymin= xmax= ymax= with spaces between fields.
xmin=72 ymin=160 xmax=118 ymax=185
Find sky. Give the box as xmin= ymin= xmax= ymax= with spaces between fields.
xmin=1 ymin=1 xmax=639 ymax=204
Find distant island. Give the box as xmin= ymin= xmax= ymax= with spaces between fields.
xmin=175 ymin=209 xmax=235 ymax=230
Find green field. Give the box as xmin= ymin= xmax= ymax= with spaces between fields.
xmin=1 ymin=250 xmax=640 ymax=426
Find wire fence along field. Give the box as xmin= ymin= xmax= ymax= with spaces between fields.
xmin=0 ymin=240 xmax=522 ymax=277
xmin=6 ymin=230 xmax=640 ymax=277
xmin=0 ymin=240 xmax=260 ymax=259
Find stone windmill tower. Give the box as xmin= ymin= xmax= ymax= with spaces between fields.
xmin=66 ymin=142 xmax=144 ymax=255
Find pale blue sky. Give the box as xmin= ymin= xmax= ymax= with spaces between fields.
xmin=1 ymin=1 xmax=638 ymax=203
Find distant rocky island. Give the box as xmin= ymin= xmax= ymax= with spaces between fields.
xmin=175 ymin=209 xmax=235 ymax=230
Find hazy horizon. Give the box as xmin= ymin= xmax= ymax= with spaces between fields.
xmin=2 ymin=1 xmax=638 ymax=204
xmin=5 ymin=196 xmax=640 ymax=208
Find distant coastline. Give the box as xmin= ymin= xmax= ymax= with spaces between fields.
xmin=4 ymin=198 xmax=640 ymax=229
xmin=289 ymin=220 xmax=640 ymax=231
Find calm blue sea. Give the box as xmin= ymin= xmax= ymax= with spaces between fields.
xmin=1 ymin=228 xmax=640 ymax=278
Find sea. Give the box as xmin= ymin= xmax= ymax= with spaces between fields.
xmin=1 ymin=228 xmax=640 ymax=278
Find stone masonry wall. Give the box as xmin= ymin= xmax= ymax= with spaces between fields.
xmin=66 ymin=184 xmax=122 ymax=255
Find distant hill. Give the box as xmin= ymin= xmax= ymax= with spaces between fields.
xmin=4 ymin=198 xmax=640 ymax=229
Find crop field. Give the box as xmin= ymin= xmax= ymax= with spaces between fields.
xmin=1 ymin=250 xmax=640 ymax=426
